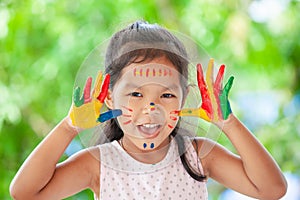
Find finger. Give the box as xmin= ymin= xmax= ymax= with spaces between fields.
xmin=197 ymin=63 xmax=205 ymax=89
xmin=214 ymin=64 xmax=225 ymax=92
xmin=197 ymin=63 xmax=209 ymax=98
xmin=97 ymin=109 xmax=122 ymax=123
xmin=205 ymin=58 xmax=214 ymax=90
xmin=220 ymin=76 xmax=234 ymax=119
xmin=83 ymin=77 xmax=92 ymax=103
xmin=73 ymin=86 xmax=84 ymax=107
xmin=179 ymin=108 xmax=211 ymax=122
xmin=179 ymin=108 xmax=200 ymax=117
xmin=214 ymin=64 xmax=225 ymax=119
xmin=224 ymin=76 xmax=234 ymax=95
xmin=93 ymin=71 xmax=103 ymax=99
xmin=197 ymin=63 xmax=212 ymax=117
xmin=206 ymin=58 xmax=219 ymax=121
xmin=97 ymin=74 xmax=110 ymax=103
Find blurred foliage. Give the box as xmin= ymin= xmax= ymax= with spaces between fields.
xmin=1 ymin=0 xmax=299 ymax=199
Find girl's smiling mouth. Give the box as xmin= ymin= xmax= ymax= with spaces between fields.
xmin=137 ymin=123 xmax=162 ymax=139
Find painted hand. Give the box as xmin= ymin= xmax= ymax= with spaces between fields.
xmin=69 ymin=72 xmax=122 ymax=129
xmin=180 ymin=58 xmax=234 ymax=122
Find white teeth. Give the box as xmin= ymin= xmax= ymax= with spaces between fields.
xmin=142 ymin=124 xmax=159 ymax=128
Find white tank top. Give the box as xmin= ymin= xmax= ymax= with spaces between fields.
xmin=96 ymin=137 xmax=208 ymax=200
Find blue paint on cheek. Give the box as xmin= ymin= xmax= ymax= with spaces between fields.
xmin=143 ymin=143 xmax=147 ymax=149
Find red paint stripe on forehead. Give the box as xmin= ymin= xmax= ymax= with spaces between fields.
xmin=133 ymin=67 xmax=173 ymax=77
xmin=164 ymin=69 xmax=167 ymax=76
xmin=140 ymin=69 xmax=143 ymax=76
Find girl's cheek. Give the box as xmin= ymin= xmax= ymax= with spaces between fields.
xmin=114 ymin=95 xmax=132 ymax=110
xmin=163 ymin=101 xmax=181 ymax=113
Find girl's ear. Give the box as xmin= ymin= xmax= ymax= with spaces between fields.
xmin=105 ymin=89 xmax=114 ymax=109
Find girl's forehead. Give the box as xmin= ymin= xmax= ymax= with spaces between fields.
xmin=119 ymin=64 xmax=182 ymax=87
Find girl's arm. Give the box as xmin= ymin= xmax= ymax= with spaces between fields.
xmin=10 ymin=73 xmax=116 ymax=199
xmin=201 ymin=114 xmax=287 ymax=199
xmin=9 ymin=117 xmax=100 ymax=199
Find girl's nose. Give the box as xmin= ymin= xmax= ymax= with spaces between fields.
xmin=150 ymin=102 xmax=155 ymax=111
xmin=142 ymin=102 xmax=157 ymax=114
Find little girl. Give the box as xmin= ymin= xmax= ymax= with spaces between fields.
xmin=10 ymin=21 xmax=287 ymax=200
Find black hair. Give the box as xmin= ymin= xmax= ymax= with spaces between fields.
xmin=98 ymin=20 xmax=206 ymax=182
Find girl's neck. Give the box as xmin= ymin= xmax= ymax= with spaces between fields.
xmin=119 ymin=136 xmax=171 ymax=164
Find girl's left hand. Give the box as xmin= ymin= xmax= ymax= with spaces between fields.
xmin=179 ymin=58 xmax=234 ymax=123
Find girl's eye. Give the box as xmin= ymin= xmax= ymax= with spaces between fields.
xmin=130 ymin=92 xmax=143 ymax=97
xmin=161 ymin=93 xmax=176 ymax=98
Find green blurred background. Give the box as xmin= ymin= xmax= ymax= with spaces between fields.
xmin=1 ymin=0 xmax=299 ymax=199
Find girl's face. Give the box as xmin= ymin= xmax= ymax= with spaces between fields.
xmin=107 ymin=56 xmax=184 ymax=151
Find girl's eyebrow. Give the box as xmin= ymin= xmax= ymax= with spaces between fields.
xmin=163 ymin=84 xmax=180 ymax=91
xmin=124 ymin=82 xmax=140 ymax=89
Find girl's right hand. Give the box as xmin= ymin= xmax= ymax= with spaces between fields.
xmin=69 ymin=71 xmax=122 ymax=130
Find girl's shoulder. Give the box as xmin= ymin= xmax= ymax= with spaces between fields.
xmin=70 ymin=146 xmax=100 ymax=162
xmin=188 ymin=136 xmax=217 ymax=155
xmin=66 ymin=146 xmax=100 ymax=176
xmin=192 ymin=136 xmax=222 ymax=155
